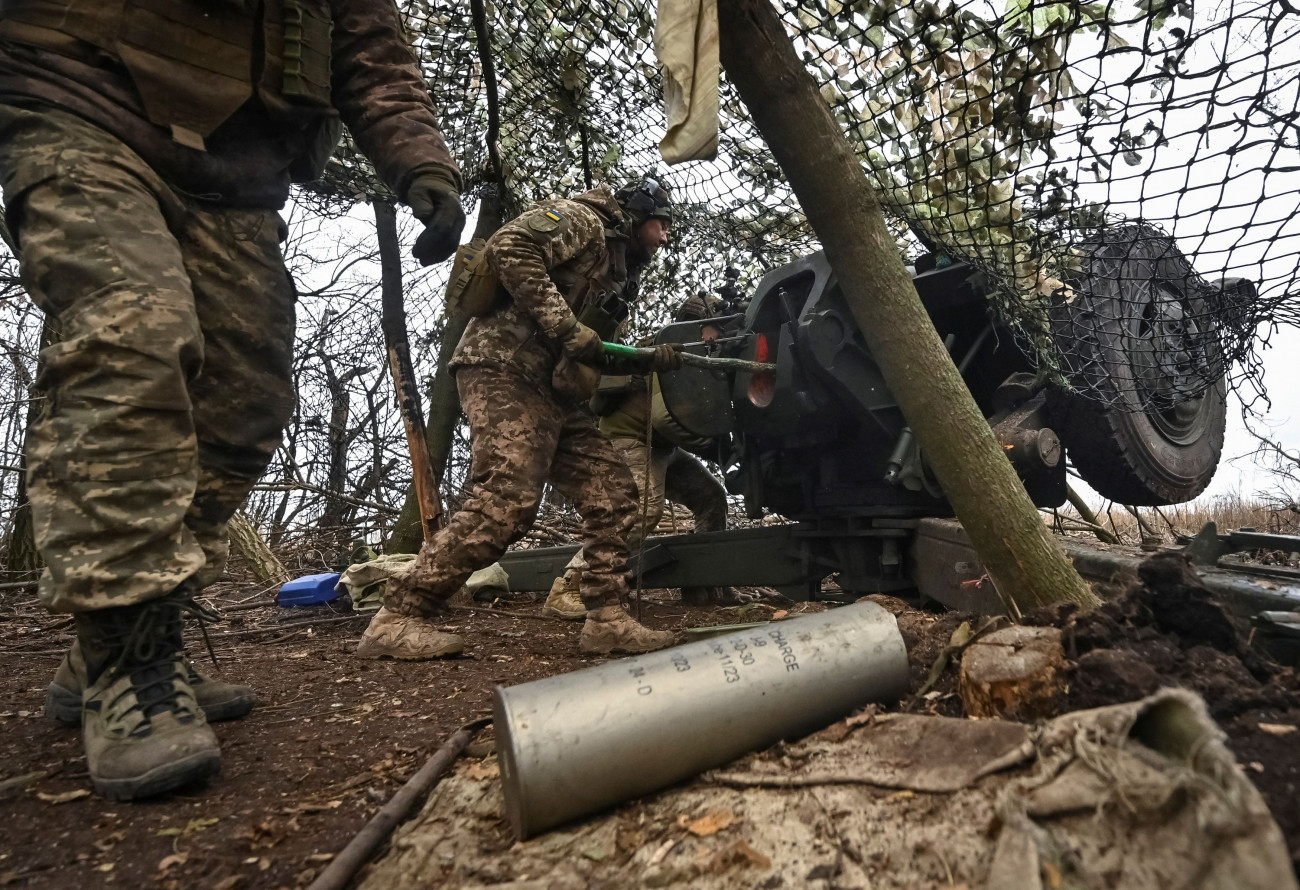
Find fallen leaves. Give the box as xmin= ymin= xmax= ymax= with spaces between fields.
xmin=677 ymin=809 xmax=737 ymax=836
xmin=157 ymin=817 xmax=219 ymax=837
xmin=1258 ymin=723 xmax=1297 ymax=736
xmin=464 ymin=760 xmax=500 ymax=781
xmin=157 ymin=853 xmax=189 ymax=873
xmin=36 ymin=789 xmax=90 ymax=804
xmin=704 ymin=839 xmax=771 ymax=873
xmin=282 ymin=800 xmax=342 ymax=815
xmin=93 ymin=831 xmax=126 ymax=853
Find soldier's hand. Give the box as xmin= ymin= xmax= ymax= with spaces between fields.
xmin=560 ymin=321 xmax=606 ymax=364
xmin=407 ymin=171 xmax=466 ymax=266
xmin=649 ymin=343 xmax=685 ymax=372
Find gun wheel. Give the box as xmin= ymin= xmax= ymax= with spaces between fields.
xmin=1049 ymin=225 xmax=1227 ymax=506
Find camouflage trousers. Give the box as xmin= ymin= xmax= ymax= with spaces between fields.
xmin=560 ymin=439 xmax=728 ymax=585
xmin=384 ymin=363 xmax=640 ymax=617
xmin=620 ymin=439 xmax=728 ymax=549
xmin=0 ymin=106 xmax=296 ymax=612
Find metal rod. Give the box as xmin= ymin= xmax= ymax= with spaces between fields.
xmin=601 ymin=341 xmax=774 ymax=373
xmin=675 ymin=334 xmax=750 ymax=349
xmin=306 ymin=717 xmax=489 ymax=890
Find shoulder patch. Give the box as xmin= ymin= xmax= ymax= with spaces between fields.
xmin=525 ymin=207 xmax=571 ymax=240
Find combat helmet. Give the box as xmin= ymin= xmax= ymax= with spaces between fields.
xmin=673 ymin=291 xmax=725 ymax=322
xmin=615 ymin=178 xmax=673 ymax=228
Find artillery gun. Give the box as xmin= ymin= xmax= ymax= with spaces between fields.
xmin=499 ymin=227 xmax=1300 ymax=654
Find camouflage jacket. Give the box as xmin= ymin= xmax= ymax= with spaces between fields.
xmin=0 ymin=0 xmax=459 ymax=209
xmin=452 ymin=187 xmax=638 ymax=382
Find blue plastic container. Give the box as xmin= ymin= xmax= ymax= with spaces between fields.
xmin=277 ymin=572 xmax=343 ymax=607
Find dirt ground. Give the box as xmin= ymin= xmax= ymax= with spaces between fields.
xmin=2 ymin=553 xmax=1299 ymax=888
xmin=0 ymin=585 xmax=796 ymax=890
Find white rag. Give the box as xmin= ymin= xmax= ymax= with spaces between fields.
xmin=655 ymin=0 xmax=720 ymax=163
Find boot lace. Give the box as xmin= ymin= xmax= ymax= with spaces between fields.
xmin=101 ymin=592 xmax=221 ymax=732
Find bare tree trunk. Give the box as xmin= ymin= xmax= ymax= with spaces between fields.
xmin=227 ymin=512 xmax=290 ymax=586
xmin=317 ymin=358 xmax=364 ymax=534
xmin=717 ymin=0 xmax=1099 ymax=613
xmin=387 ymin=186 xmax=507 ymax=553
xmin=4 ymin=418 xmax=39 ymax=576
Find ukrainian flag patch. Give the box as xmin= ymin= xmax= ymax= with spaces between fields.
xmin=544 ymin=209 xmax=564 ymax=223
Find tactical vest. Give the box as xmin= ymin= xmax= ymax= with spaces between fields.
xmin=0 ymin=0 xmax=336 ymax=153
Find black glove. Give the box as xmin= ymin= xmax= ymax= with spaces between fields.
xmin=406 ymin=171 xmax=466 ymax=266
xmin=648 ymin=342 xmax=685 ymax=372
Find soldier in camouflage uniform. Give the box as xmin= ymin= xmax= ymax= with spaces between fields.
xmin=0 ymin=0 xmax=465 ymax=799
xmin=543 ymin=292 xmax=734 ymax=620
xmin=359 ymin=180 xmax=683 ymax=660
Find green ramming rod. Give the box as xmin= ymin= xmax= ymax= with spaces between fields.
xmin=601 ymin=341 xmax=775 ymax=374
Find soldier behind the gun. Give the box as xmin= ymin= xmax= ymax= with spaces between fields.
xmin=543 ymin=291 xmax=736 ymax=620
xmin=358 ymin=179 xmax=685 ymax=660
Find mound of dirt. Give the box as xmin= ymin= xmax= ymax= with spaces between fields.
xmin=890 ymin=551 xmax=1300 ymax=872
xmin=1023 ymin=552 xmax=1298 ymax=720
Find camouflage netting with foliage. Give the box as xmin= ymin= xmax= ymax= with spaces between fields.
xmin=1 ymin=0 xmax=1299 ymax=565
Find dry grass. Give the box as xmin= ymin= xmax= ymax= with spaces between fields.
xmin=1050 ymin=486 xmax=1300 ymax=547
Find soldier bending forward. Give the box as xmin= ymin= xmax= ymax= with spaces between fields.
xmin=358 ymin=180 xmax=684 ymax=659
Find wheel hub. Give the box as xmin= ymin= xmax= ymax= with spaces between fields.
xmin=1128 ymin=282 xmax=1213 ymax=445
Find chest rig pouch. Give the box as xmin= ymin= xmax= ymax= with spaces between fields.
xmin=0 ymin=0 xmax=334 ymax=147
xmin=572 ymin=229 xmax=632 ymax=339
xmin=551 ymin=231 xmax=632 ymax=403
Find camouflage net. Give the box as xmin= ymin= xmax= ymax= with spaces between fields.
xmin=2 ymin=0 xmax=1300 ymax=563
xmin=390 ymin=0 xmax=1300 ymax=408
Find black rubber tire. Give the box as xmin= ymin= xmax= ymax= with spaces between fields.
xmin=1050 ymin=225 xmax=1227 ymax=506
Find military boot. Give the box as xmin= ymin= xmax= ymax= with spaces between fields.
xmin=579 ymin=605 xmax=676 ymax=655
xmin=76 ymin=596 xmax=222 ymax=801
xmin=356 ymin=606 xmax=465 ymax=659
xmin=541 ymin=573 xmax=587 ymax=621
xmin=45 ymin=640 xmax=256 ymax=725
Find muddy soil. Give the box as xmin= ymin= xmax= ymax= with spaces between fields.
xmin=0 ymin=586 xmax=744 ymax=890
xmin=2 ymin=551 xmax=1298 ymax=886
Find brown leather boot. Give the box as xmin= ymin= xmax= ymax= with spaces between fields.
xmin=541 ymin=573 xmax=587 ymax=621
xmin=77 ymin=595 xmax=222 ymax=801
xmin=46 ymin=640 xmax=255 ymax=725
xmin=579 ymin=605 xmax=676 ymax=655
xmin=356 ymin=606 xmax=465 ymax=659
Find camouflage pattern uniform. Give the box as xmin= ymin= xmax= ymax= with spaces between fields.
xmin=549 ymin=292 xmax=728 ymax=608
xmin=384 ymin=189 xmax=645 ymax=616
xmin=0 ymin=1 xmax=461 ymax=613
xmin=598 ymin=291 xmax=730 ymax=545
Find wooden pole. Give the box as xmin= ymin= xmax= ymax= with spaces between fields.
xmin=1066 ymin=485 xmax=1120 ymax=545
xmin=716 ymin=0 xmax=1099 ymax=612
xmin=387 ymin=187 xmax=506 ymax=553
xmin=375 ymin=201 xmax=444 ymax=542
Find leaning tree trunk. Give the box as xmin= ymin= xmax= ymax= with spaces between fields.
xmin=387 ymin=186 xmax=507 ymax=553
xmin=227 ymin=511 xmax=290 ymax=587
xmin=717 ymin=0 xmax=1099 ymax=612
